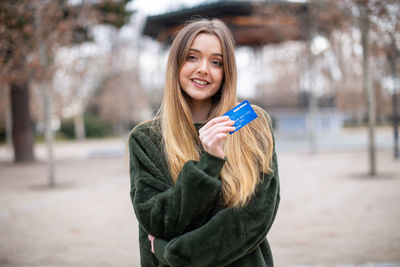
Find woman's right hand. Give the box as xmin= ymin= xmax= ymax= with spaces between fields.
xmin=198 ymin=116 xmax=235 ymax=159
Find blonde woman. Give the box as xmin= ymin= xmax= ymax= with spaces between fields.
xmin=129 ymin=18 xmax=280 ymax=267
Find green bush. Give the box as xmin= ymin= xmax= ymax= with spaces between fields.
xmin=58 ymin=114 xmax=112 ymax=139
xmin=58 ymin=118 xmax=75 ymax=139
xmin=84 ymin=113 xmax=111 ymax=138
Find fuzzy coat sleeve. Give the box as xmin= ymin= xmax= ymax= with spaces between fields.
xmin=153 ymin=148 xmax=280 ymax=267
xmin=129 ymin=122 xmax=225 ymax=240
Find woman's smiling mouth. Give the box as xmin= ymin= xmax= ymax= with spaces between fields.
xmin=191 ymin=78 xmax=209 ymax=85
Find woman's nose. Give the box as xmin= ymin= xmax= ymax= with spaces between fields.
xmin=197 ymin=59 xmax=208 ymax=74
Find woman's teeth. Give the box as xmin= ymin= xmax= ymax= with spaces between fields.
xmin=192 ymin=79 xmax=208 ymax=85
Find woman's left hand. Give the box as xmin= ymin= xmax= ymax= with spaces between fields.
xmin=198 ymin=116 xmax=235 ymax=159
xmin=148 ymin=234 xmax=155 ymax=254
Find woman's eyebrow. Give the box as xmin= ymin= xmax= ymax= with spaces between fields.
xmin=189 ymin=48 xmax=223 ymax=57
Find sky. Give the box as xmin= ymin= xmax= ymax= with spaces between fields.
xmin=129 ymin=0 xmax=213 ymax=15
xmin=130 ymin=0 xmax=308 ymax=16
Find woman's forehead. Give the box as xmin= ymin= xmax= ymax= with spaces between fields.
xmin=189 ymin=33 xmax=222 ymax=54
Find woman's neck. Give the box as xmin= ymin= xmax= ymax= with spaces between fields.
xmin=188 ymin=98 xmax=212 ymax=123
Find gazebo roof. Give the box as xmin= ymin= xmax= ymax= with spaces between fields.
xmin=142 ymin=1 xmax=312 ymax=46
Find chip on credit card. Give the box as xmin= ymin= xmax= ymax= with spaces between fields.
xmin=223 ymin=100 xmax=258 ymax=134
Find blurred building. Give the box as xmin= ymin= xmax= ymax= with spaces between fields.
xmin=141 ymin=0 xmax=346 ymax=136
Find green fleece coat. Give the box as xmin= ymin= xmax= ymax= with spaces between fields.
xmin=129 ymin=115 xmax=280 ymax=267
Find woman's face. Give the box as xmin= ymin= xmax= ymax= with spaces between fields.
xmin=179 ymin=33 xmax=224 ymax=105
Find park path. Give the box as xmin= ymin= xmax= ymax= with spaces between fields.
xmin=0 ymin=133 xmax=399 ymax=267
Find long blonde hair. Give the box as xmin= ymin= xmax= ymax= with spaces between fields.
xmin=161 ymin=18 xmax=274 ymax=207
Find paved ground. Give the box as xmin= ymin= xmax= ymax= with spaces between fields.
xmin=0 ymin=129 xmax=399 ymax=267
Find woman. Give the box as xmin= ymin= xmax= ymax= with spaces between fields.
xmin=129 ymin=18 xmax=280 ymax=267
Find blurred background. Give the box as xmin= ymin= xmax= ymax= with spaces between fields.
xmin=0 ymin=0 xmax=399 ymax=266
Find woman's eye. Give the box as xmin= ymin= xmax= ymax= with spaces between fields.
xmin=211 ymin=60 xmax=223 ymax=67
xmin=187 ymin=55 xmax=197 ymax=61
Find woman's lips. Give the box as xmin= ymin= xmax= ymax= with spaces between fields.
xmin=191 ymin=78 xmax=209 ymax=86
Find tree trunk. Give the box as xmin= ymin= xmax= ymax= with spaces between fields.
xmin=389 ymin=39 xmax=399 ymax=159
xmin=41 ymin=83 xmax=56 ymax=186
xmin=74 ymin=111 xmax=86 ymax=141
xmin=393 ymin=84 xmax=399 ymax=159
xmin=10 ymin=80 xmax=35 ymax=162
xmin=359 ymin=1 xmax=376 ymax=176
xmin=307 ymin=42 xmax=318 ymax=154
xmin=306 ymin=4 xmax=318 ymax=153
xmin=35 ymin=0 xmax=55 ymax=186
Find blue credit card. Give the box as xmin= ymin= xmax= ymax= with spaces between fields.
xmin=223 ymin=100 xmax=258 ymax=134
